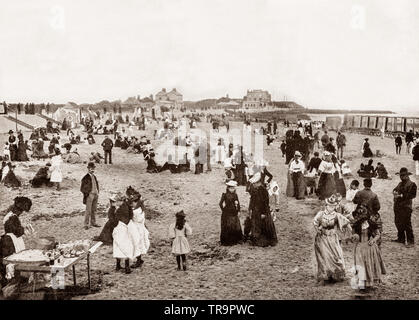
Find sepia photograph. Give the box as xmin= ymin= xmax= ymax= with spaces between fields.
xmin=0 ymin=0 xmax=418 ymax=311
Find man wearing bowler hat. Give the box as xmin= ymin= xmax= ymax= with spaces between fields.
xmin=80 ymin=162 xmax=101 ymax=230
xmin=392 ymin=167 xmax=417 ymax=247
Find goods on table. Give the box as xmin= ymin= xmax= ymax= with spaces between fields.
xmin=4 ymin=249 xmax=49 ymax=265
xmin=54 ymin=240 xmax=92 ymax=258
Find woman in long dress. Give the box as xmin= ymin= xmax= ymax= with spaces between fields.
xmin=248 ymin=173 xmax=278 ymax=247
xmin=317 ymin=151 xmax=337 ymax=200
xmin=313 ymin=194 xmax=351 ymax=283
xmin=50 ymin=148 xmax=63 ymax=191
xmin=32 ymin=139 xmax=49 ymax=160
xmin=351 ymin=206 xmax=386 ymax=292
xmin=128 ymin=194 xmax=150 ymax=268
xmin=16 ymin=133 xmax=29 ymax=162
xmin=2 ymin=163 xmax=21 ymax=188
xmin=332 ymin=156 xmax=347 ymax=198
xmin=362 ymin=138 xmax=373 ymax=158
xmin=219 ymin=180 xmax=243 ymax=246
xmin=288 ymin=151 xmax=306 ymax=199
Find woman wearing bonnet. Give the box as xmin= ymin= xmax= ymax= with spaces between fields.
xmin=313 ymin=194 xmax=351 ymax=284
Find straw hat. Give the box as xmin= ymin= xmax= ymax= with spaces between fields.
xmin=226 ymin=180 xmax=238 ymax=187
xmin=325 ymin=194 xmax=341 ymax=206
xmin=294 ymin=151 xmax=302 ymax=157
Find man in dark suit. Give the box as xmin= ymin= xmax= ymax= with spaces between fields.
xmin=101 ymin=135 xmax=114 ymax=164
xmin=81 ymin=162 xmax=101 ymax=230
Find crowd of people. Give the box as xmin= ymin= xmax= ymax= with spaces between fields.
xmin=0 ymin=112 xmax=418 ymax=298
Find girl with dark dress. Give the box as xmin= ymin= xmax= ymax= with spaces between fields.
xmin=362 ymin=138 xmax=373 ymax=158
xmin=94 ymin=194 xmax=122 ymax=245
xmin=285 ymin=130 xmax=295 ymax=165
xmin=247 ymin=173 xmax=278 ymax=247
xmin=219 ymin=180 xmax=243 ymax=246
xmin=8 ymin=131 xmax=18 ymax=162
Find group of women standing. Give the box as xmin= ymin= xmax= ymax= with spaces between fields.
xmin=314 ymin=193 xmax=386 ymax=292
xmin=219 ymin=173 xmax=278 ymax=248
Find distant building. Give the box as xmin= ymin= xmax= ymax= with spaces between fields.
xmin=155 ymin=88 xmax=183 ymax=109
xmin=242 ymin=89 xmax=271 ymax=108
xmin=123 ymin=94 xmax=155 ymax=111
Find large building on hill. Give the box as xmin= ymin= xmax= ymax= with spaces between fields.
xmin=242 ymin=89 xmax=271 ymax=108
xmin=155 ymin=88 xmax=183 ymax=109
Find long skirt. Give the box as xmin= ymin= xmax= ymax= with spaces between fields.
xmin=3 ymin=171 xmax=21 ymax=188
xmin=97 ymin=219 xmax=118 ymax=245
xmin=251 ymin=212 xmax=278 ymax=247
xmin=220 ymin=212 xmax=243 ymax=246
xmin=113 ymin=222 xmax=134 ymax=260
xmin=17 ymin=146 xmax=29 ymax=161
xmin=363 ymin=148 xmax=373 ymax=158
xmin=353 ymin=241 xmax=386 ymax=288
xmin=335 ymin=176 xmax=347 ymax=198
xmin=314 ymin=231 xmax=346 ymax=282
xmin=317 ymin=173 xmax=336 ymax=200
xmin=128 ymin=221 xmax=150 ymax=256
xmin=292 ymin=172 xmax=306 ymax=199
xmin=286 ymin=171 xmax=294 ymax=197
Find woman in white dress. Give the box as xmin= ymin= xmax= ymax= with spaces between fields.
xmin=128 ymin=194 xmax=150 ymax=269
xmin=50 ymin=148 xmax=63 ymax=191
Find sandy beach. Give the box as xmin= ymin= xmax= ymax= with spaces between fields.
xmin=1 ymin=121 xmax=418 ymax=300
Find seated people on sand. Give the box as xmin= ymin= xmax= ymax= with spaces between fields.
xmin=375 ymin=162 xmax=391 ymax=179
xmin=1 ymin=162 xmax=22 ymax=188
xmin=89 ymin=152 xmax=103 ymax=164
xmin=87 ymin=134 xmax=96 ymax=145
xmin=30 ymin=163 xmax=52 ymax=188
xmin=62 ymin=148 xmax=82 ymax=164
xmin=357 ymin=159 xmax=376 ymax=178
xmin=339 ymin=160 xmax=352 ymax=177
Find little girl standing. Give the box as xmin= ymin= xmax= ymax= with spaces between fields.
xmin=168 ymin=210 xmax=192 ymax=271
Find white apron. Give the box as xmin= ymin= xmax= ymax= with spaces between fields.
xmin=129 ymin=207 xmax=150 ymax=256
xmin=112 ymin=221 xmax=134 ymax=260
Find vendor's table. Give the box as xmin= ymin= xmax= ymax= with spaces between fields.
xmin=3 ymin=241 xmax=102 ymax=292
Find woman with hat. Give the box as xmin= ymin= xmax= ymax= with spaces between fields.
xmin=168 ymin=210 xmax=192 ymax=271
xmin=94 ymin=193 xmax=124 ymax=245
xmin=317 ymin=151 xmax=337 ymax=200
xmin=219 ymin=180 xmax=243 ymax=246
xmin=313 ymin=194 xmax=351 ymax=284
xmin=362 ymin=138 xmax=373 ymax=158
xmin=287 ymin=151 xmax=306 ymax=200
xmin=351 ymin=205 xmax=386 ymax=292
xmin=8 ymin=130 xmax=18 ymax=162
xmin=247 ymin=172 xmax=278 ymax=247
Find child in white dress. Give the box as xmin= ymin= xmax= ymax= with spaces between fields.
xmin=168 ymin=210 xmax=192 ymax=271
xmin=128 ymin=195 xmax=150 ymax=269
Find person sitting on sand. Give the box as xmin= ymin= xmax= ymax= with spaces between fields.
xmin=87 ymin=134 xmax=95 ymax=145
xmin=30 ymin=163 xmax=52 ymax=188
xmin=1 ymin=162 xmax=21 ymax=188
xmin=358 ymin=159 xmax=376 ymax=178
xmin=375 ymin=162 xmax=390 ymax=179
xmin=89 ymin=152 xmax=103 ymax=164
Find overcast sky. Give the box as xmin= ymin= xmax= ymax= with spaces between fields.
xmin=1 ymin=0 xmax=418 ymax=111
